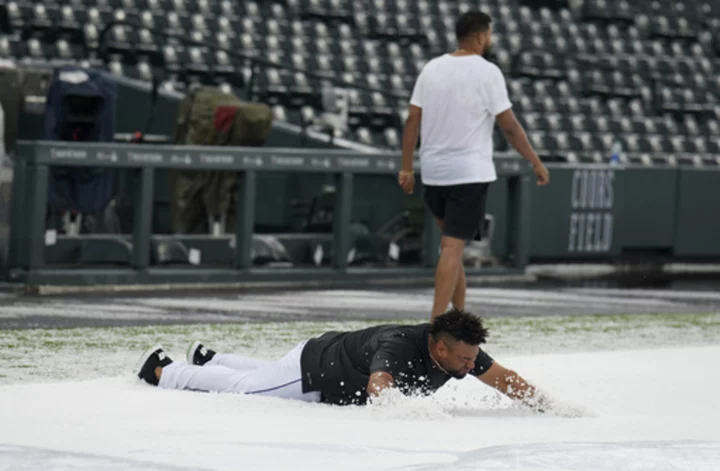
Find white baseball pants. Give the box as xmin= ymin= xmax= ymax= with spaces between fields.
xmin=158 ymin=341 xmax=321 ymax=402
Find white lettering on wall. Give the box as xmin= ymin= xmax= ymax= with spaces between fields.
xmin=568 ymin=170 xmax=615 ymax=253
xmin=571 ymin=169 xmax=614 ymax=210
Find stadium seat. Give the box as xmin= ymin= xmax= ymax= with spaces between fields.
xmin=55 ymin=7 xmax=84 ymax=40
xmin=1 ymin=0 xmax=716 ymax=158
xmin=383 ymin=128 xmax=400 ymax=149
xmin=54 ymin=39 xmax=83 ymax=62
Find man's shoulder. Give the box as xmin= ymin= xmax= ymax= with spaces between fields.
xmin=378 ymin=324 xmax=429 ymax=348
xmin=482 ymin=61 xmax=507 ymax=83
xmin=428 ymin=55 xmax=504 ymax=75
xmin=417 ymin=55 xmax=442 ymax=74
xmin=389 ymin=323 xmax=430 ymax=336
xmin=371 ymin=325 xmax=429 ymax=368
xmin=469 ymin=57 xmax=503 ymax=75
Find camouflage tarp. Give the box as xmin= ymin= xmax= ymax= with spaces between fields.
xmin=169 ymin=86 xmax=272 ymax=234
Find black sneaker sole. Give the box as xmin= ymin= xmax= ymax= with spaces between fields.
xmin=136 ymin=344 xmax=171 ymax=385
xmin=136 ymin=344 xmax=165 ymax=377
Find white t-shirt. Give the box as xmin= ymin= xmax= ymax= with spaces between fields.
xmin=410 ymin=54 xmax=512 ymax=186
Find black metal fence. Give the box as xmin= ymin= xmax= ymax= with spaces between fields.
xmin=4 ymin=141 xmax=532 ymax=288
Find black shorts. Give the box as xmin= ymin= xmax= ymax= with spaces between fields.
xmin=423 ymin=182 xmax=490 ymax=241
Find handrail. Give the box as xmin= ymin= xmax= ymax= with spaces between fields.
xmin=96 ymin=19 xmax=412 ymax=103
xmin=8 ymin=140 xmax=531 ymax=284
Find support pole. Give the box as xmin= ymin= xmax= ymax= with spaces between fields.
xmin=235 ymin=170 xmax=257 ymax=269
xmin=27 ymin=164 xmax=49 ymax=270
xmin=132 ymin=168 xmax=154 ymax=269
xmin=333 ymin=172 xmax=353 ymax=270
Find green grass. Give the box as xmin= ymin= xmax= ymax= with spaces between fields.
xmin=0 ymin=312 xmax=719 ymax=385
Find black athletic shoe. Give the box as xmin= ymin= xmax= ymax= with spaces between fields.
xmin=186 ymin=341 xmax=216 ymax=366
xmin=136 ymin=345 xmax=173 ymax=386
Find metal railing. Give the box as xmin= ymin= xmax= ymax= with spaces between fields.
xmin=6 ymin=141 xmax=532 ymax=288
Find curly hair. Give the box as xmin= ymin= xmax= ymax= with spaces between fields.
xmin=429 ymin=309 xmax=489 ymax=346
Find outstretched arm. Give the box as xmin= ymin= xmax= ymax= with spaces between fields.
xmin=477 ymin=362 xmax=546 ymax=411
xmin=367 ymin=371 xmax=395 ymax=397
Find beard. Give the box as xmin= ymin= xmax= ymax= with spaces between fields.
xmin=447 ymin=368 xmax=469 ymax=380
xmin=482 ymin=44 xmax=494 ymax=61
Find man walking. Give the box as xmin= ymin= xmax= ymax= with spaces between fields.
xmin=398 ymin=11 xmax=550 ymax=320
xmin=136 ymin=310 xmax=547 ymax=410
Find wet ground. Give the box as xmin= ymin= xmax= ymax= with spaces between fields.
xmin=0 ymin=273 xmax=718 ymax=329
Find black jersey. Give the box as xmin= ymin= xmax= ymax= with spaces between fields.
xmin=300 ymin=323 xmax=494 ymax=405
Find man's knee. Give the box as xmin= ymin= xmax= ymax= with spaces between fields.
xmin=440 ymin=235 xmax=465 ymax=256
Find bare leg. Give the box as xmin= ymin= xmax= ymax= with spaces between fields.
xmin=452 ymin=263 xmax=467 ymax=312
xmin=431 ymin=235 xmax=466 ymax=320
xmin=433 ymin=219 xmax=467 ymax=317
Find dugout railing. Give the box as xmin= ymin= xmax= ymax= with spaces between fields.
xmin=5 ymin=141 xmax=532 ymax=288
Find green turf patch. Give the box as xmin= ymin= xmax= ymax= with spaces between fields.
xmin=0 ymin=312 xmax=718 ymax=385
